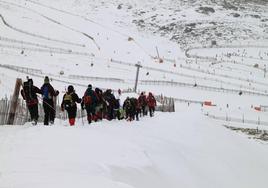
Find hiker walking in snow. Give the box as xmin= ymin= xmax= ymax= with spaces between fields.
xmin=61 ymin=85 xmax=81 ymax=126
xmin=21 ymin=78 xmax=42 ymax=125
xmin=81 ymin=84 xmax=98 ymax=124
xmin=94 ymin=88 xmax=105 ymax=121
xmin=40 ymin=76 xmax=59 ymax=125
xmin=130 ymin=97 xmax=141 ymax=121
xmin=138 ymin=92 xmax=147 ymax=116
xmin=123 ymin=97 xmax=135 ymax=121
xmin=103 ymin=89 xmax=117 ymax=120
xmin=146 ymin=92 xmax=156 ymax=117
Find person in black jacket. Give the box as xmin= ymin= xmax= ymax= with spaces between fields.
xmin=61 ymin=85 xmax=81 ymax=126
xmin=21 ymin=78 xmax=42 ymax=125
xmin=103 ymin=89 xmax=116 ymax=120
xmin=40 ymin=76 xmax=59 ymax=125
xmin=81 ymin=84 xmax=98 ymax=124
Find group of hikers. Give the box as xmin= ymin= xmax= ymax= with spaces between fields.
xmin=21 ymin=76 xmax=157 ymax=126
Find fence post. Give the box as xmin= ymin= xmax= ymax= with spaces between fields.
xmin=7 ymin=78 xmax=22 ymax=125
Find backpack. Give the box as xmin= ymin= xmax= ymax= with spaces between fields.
xmin=42 ymin=85 xmax=51 ymax=100
xmin=138 ymin=95 xmax=146 ymax=106
xmin=147 ymin=96 xmax=156 ymax=107
xmin=23 ymin=80 xmax=33 ymax=100
xmin=84 ymin=95 xmax=92 ymax=105
xmin=63 ymin=93 xmax=74 ymax=109
xmin=125 ymin=99 xmax=132 ymax=110
xmin=84 ymin=89 xmax=96 ymax=105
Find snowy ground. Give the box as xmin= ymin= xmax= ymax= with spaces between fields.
xmin=0 ymin=0 xmax=268 ymax=187
xmin=1 ymin=105 xmax=268 ymax=188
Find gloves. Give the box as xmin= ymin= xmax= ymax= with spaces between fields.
xmin=55 ymin=90 xmax=59 ymax=96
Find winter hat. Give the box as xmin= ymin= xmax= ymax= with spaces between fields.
xmin=88 ymin=84 xmax=92 ymax=89
xmin=44 ymin=76 xmax=49 ymax=83
xmin=28 ymin=78 xmax=33 ymax=85
xmin=68 ymin=85 xmax=74 ymax=92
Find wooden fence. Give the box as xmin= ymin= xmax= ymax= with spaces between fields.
xmin=0 ymin=97 xmax=28 ymax=125
xmin=0 ymin=94 xmax=175 ymax=125
xmin=155 ymin=95 xmax=175 ymax=112
xmin=0 ymin=95 xmax=86 ymax=125
xmin=0 ymin=97 xmax=174 ymax=125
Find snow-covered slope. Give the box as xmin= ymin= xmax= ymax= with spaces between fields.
xmin=1 ymin=106 xmax=268 ymax=188
xmin=0 ymin=0 xmax=268 ymax=187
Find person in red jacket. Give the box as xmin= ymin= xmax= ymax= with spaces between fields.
xmin=146 ymin=92 xmax=156 ymax=117
xmin=138 ymin=92 xmax=147 ymax=116
xmin=61 ymin=85 xmax=81 ymax=126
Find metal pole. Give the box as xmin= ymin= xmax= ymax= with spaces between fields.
xmin=156 ymin=46 xmax=160 ymax=59
xmin=134 ymin=62 xmax=142 ymax=93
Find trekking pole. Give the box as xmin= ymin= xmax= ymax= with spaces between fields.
xmin=37 ymin=96 xmax=56 ymax=112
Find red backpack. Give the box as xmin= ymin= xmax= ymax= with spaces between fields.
xmin=84 ymin=95 xmax=92 ymax=105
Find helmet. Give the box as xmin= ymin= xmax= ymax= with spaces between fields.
xmin=68 ymin=85 xmax=74 ymax=92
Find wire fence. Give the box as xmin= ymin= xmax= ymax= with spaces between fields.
xmin=140 ymin=80 xmax=268 ymax=96
xmin=68 ymin=75 xmax=125 ymax=83
xmin=0 ymin=63 xmax=42 ymax=74
xmin=180 ymin=64 xmax=268 ymax=88
xmin=206 ymin=113 xmax=268 ymax=126
xmin=0 ymin=13 xmax=84 ymax=47
xmin=1 ymin=59 xmax=267 ymax=97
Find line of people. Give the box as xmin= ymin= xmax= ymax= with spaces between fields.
xmin=21 ymin=76 xmax=157 ymax=126
xmin=62 ymin=85 xmax=157 ymax=125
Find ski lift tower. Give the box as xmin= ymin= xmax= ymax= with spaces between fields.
xmin=134 ymin=61 xmax=142 ymax=93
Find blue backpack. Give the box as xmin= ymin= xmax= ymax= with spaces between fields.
xmin=43 ymin=85 xmax=51 ymax=99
